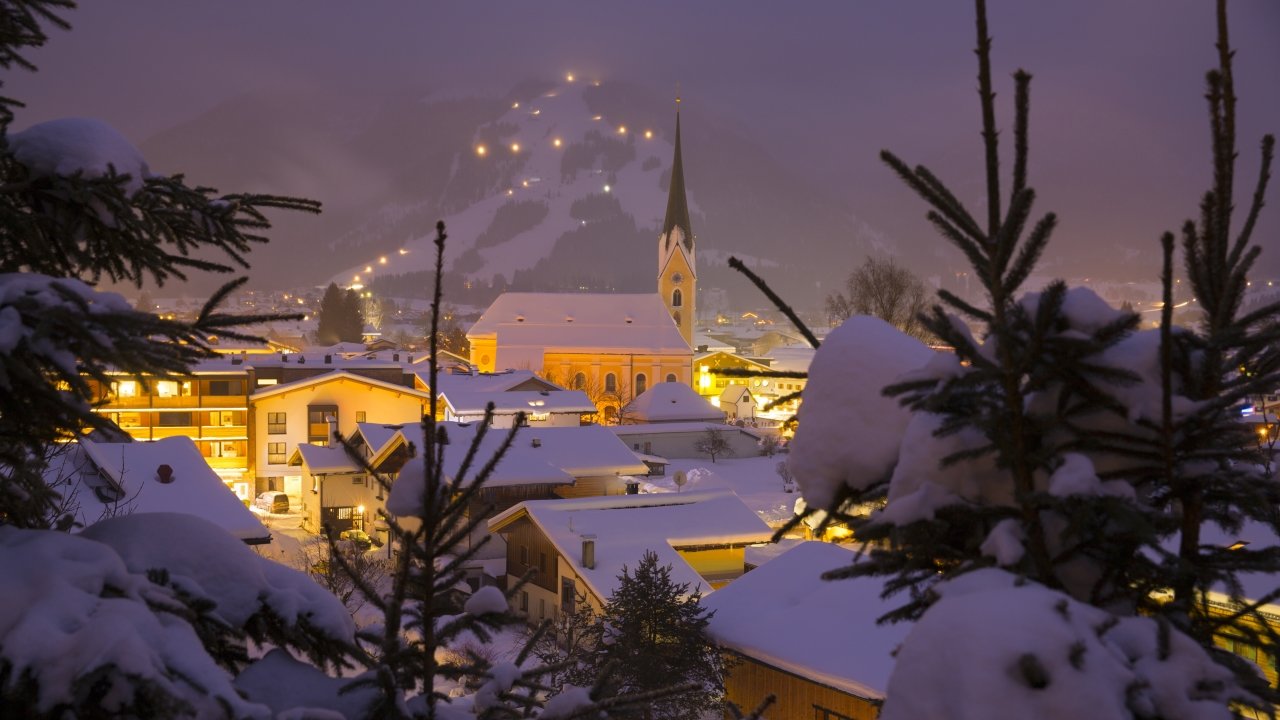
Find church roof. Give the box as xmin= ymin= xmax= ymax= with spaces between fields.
xmin=467 ymin=293 xmax=690 ymax=365
xmin=661 ymin=110 xmax=693 ymax=253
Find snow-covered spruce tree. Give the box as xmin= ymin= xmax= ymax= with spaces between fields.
xmin=328 ymin=223 xmax=686 ymax=719
xmin=0 ymin=0 xmax=318 ymax=530
xmin=769 ymin=0 xmax=1278 ymax=717
xmin=570 ymin=551 xmax=726 ymax=720
xmin=0 ymin=4 xmax=373 ymax=717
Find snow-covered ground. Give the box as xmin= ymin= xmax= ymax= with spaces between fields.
xmin=639 ymin=454 xmax=801 ymax=529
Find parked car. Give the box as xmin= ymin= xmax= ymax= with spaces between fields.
xmin=253 ymin=491 xmax=289 ymax=514
xmin=339 ymin=528 xmax=375 ymax=550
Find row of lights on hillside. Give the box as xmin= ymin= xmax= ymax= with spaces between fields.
xmin=473 ymin=72 xmax=656 ymax=160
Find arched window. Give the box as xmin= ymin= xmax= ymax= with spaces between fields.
xmin=665 ymin=373 xmax=677 ymax=383
xmin=635 ymin=373 xmax=647 ymax=396
xmin=572 ymin=372 xmax=586 ymax=390
xmin=603 ymin=406 xmax=618 ymax=424
xmin=672 ymin=310 xmax=681 ymax=326
xmin=605 ymin=373 xmax=617 ymax=394
xmin=672 ymin=288 xmax=683 ymax=307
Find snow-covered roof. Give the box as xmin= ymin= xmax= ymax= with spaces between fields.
xmin=719 ymin=385 xmax=753 ymax=403
xmin=611 ymin=421 xmax=762 ymax=439
xmin=693 ymin=332 xmax=735 ymax=354
xmin=704 ymin=541 xmax=907 ymax=700
xmin=47 ymin=437 xmax=269 ymax=543
xmin=468 ymin=293 xmax=691 ymax=363
xmin=288 ymin=444 xmax=361 ymax=475
xmin=488 ymin=491 xmax=773 ymax=602
xmin=251 ymin=369 xmax=431 ymax=401
xmin=761 ymin=344 xmax=816 ymax=373
xmin=353 ymin=422 xmax=408 ymax=463
xmin=443 ymin=390 xmax=596 ymax=416
xmin=424 ymin=368 xmax=561 ymax=396
xmin=387 ymin=423 xmax=648 ymax=515
xmin=622 ymin=382 xmax=725 ymax=423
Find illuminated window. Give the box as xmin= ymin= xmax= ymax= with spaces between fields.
xmin=355 ymin=411 xmax=366 ymax=423
xmin=116 ymin=380 xmax=138 ymax=398
xmin=267 ymin=442 xmax=286 ymax=464
xmin=156 ymin=381 xmax=178 ymax=397
xmin=267 ymin=412 xmax=286 ymax=434
xmin=605 ymin=373 xmax=617 ymax=393
xmin=573 ymin=372 xmax=586 ymax=390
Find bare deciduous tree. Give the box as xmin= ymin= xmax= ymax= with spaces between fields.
xmin=825 ymin=256 xmax=932 ymax=340
xmin=694 ymin=428 xmax=734 ymax=464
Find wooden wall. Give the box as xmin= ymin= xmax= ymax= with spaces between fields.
xmin=722 ymin=651 xmax=880 ymax=720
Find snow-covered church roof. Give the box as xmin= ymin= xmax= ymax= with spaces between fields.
xmin=467 ymin=293 xmax=690 ymax=370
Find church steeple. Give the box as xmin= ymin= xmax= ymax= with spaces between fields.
xmin=661 ymin=105 xmax=693 ymax=252
xmin=658 ymin=99 xmax=696 ymax=350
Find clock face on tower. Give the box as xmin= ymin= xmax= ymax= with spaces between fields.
xmin=672 ymin=272 xmax=683 ymax=284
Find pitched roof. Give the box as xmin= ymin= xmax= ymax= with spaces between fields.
xmin=288 ymin=444 xmax=361 ymax=475
xmin=48 ymin=437 xmax=269 ymax=543
xmin=661 ymin=110 xmax=693 ymax=252
xmin=442 ymin=390 xmax=596 ymax=416
xmin=611 ymin=421 xmax=762 ymax=439
xmin=488 ymin=491 xmax=772 ymax=603
xmin=623 ymin=381 xmax=725 ymax=422
xmin=703 ymin=541 xmax=907 ymax=700
xmin=467 ymin=293 xmax=690 ymax=360
xmin=251 ymin=369 xmax=431 ymax=401
xmin=386 ymin=423 xmax=649 ymax=516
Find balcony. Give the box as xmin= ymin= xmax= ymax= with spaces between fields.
xmin=205 ymin=456 xmax=248 ymax=471
xmin=201 ymin=396 xmax=247 ymax=409
xmin=151 ymin=426 xmax=199 ymax=439
xmin=201 ymin=425 xmax=248 ymax=439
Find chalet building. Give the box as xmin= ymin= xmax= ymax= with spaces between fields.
xmin=719 ymin=385 xmax=757 ymax=422
xmin=386 ymin=422 xmax=650 ymax=575
xmin=704 ymin=542 xmax=907 ymax=720
xmin=487 ymin=491 xmax=772 ymax=625
xmin=288 ymin=421 xmax=414 ymax=538
xmin=252 ymin=370 xmax=433 ymax=497
xmin=467 ymin=108 xmax=699 ymax=419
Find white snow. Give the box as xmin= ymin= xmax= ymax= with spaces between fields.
xmin=46 ymin=436 xmax=269 ymax=543
xmin=622 ymin=381 xmax=725 ymax=423
xmin=0 ymin=525 xmax=270 ymax=717
xmin=541 ymin=685 xmax=596 ymax=719
xmin=488 ymin=491 xmax=773 ymax=602
xmin=788 ymin=315 xmax=935 ymax=510
xmin=463 ymin=585 xmax=509 ymax=616
xmin=979 ymin=518 xmax=1026 ymax=566
xmin=704 ymin=541 xmax=909 ymax=700
xmin=10 ymin=118 xmax=151 ymax=194
xmin=880 ymin=569 xmax=1239 ymax=720
xmin=388 ymin=422 xmax=648 ymax=516
xmin=82 ymin=513 xmax=355 ymax=641
xmin=235 ymin=648 xmax=376 ymax=719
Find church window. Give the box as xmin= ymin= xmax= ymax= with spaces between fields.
xmin=635 ymin=373 xmax=647 ymax=396
xmin=665 ymin=373 xmax=677 ymax=383
xmin=672 ymin=310 xmax=681 ymax=325
xmin=572 ymin=372 xmax=586 ymax=390
xmin=672 ymin=288 xmax=682 ymax=307
xmin=672 ymin=272 xmax=683 ymax=284
xmin=605 ymin=373 xmax=617 ymax=393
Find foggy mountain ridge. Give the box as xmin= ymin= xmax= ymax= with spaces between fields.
xmin=138 ymin=78 xmax=897 ymax=310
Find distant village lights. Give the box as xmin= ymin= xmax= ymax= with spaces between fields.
xmin=566 ymin=72 xmax=575 ymax=82
xmin=379 ymin=256 xmax=387 ymax=264
xmin=475 ymin=144 xmax=487 ymax=157
xmin=644 ymin=129 xmax=654 ymax=140
xmin=553 ymin=138 xmax=562 ymax=148
xmin=618 ymin=126 xmax=627 ymax=135
xmin=510 ymin=142 xmax=521 ymax=153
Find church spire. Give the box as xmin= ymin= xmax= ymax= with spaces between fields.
xmin=661 ymin=100 xmax=693 ymax=252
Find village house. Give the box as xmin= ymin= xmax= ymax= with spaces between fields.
xmin=487 ymin=490 xmax=772 ymax=624
xmin=621 ymin=380 xmax=725 ymax=424
xmin=704 ymin=541 xmax=908 ymax=720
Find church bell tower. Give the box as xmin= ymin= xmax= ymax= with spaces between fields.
xmin=658 ymin=102 xmax=696 ymax=348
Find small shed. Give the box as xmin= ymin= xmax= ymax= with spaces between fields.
xmin=718 ymin=385 xmax=756 ymax=422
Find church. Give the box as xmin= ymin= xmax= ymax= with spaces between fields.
xmin=467 ymin=109 xmax=697 ymax=421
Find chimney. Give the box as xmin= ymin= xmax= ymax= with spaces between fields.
xmin=581 ymin=535 xmax=596 ymax=569
xmin=155 ymin=464 xmax=174 ymax=484
xmin=324 ymin=354 xmax=332 ymax=364
xmin=531 ymin=437 xmax=542 ymax=448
